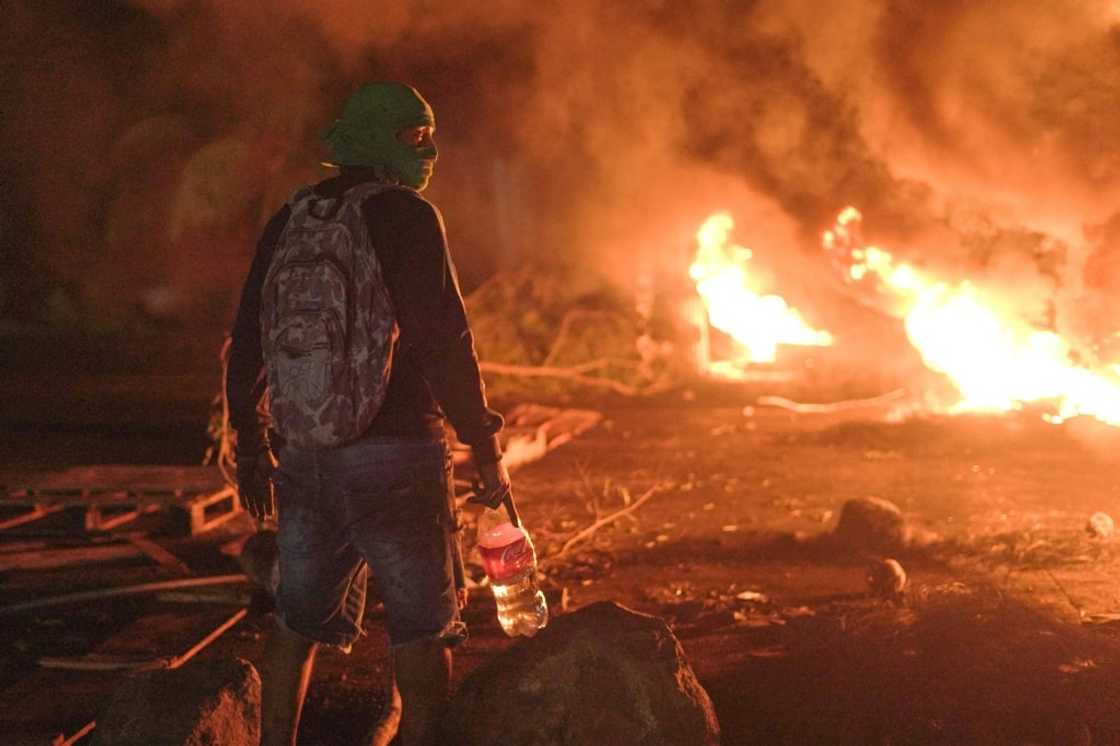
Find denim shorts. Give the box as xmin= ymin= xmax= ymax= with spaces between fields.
xmin=272 ymin=436 xmax=467 ymax=650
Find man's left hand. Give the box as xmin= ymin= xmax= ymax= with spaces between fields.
xmin=236 ymin=445 xmax=276 ymax=522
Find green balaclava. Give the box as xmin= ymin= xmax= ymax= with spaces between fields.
xmin=322 ymin=82 xmax=438 ymax=191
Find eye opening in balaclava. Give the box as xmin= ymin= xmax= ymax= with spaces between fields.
xmin=322 ymin=82 xmax=438 ymax=191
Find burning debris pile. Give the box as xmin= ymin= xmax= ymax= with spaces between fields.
xmin=690 ymin=212 xmax=833 ymax=372
xmin=824 ymin=208 xmax=1120 ymax=426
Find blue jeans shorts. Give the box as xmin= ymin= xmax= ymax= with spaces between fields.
xmin=272 ymin=436 xmax=467 ymax=650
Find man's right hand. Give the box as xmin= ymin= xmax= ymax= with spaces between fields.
xmin=236 ymin=445 xmax=276 ymax=522
xmin=469 ymin=459 xmax=512 ymax=511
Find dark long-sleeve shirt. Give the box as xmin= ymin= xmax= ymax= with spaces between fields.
xmin=226 ymin=170 xmax=503 ymax=463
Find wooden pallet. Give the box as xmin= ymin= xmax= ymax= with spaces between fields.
xmin=0 ymin=466 xmax=240 ymax=536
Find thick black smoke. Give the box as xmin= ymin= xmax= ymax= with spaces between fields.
xmin=5 ymin=0 xmax=1120 ymax=363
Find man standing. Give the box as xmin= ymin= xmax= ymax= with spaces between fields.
xmin=227 ymin=82 xmax=511 ymax=746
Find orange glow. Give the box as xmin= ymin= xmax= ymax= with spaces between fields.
xmin=824 ymin=207 xmax=1120 ymax=426
xmin=690 ymin=212 xmax=833 ymax=369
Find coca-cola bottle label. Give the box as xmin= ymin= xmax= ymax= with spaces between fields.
xmin=479 ymin=529 xmax=534 ymax=583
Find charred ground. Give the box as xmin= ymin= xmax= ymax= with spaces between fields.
xmin=3 ymin=376 xmax=1120 ymax=744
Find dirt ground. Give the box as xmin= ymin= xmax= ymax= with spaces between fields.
xmin=3 ymin=375 xmax=1120 ymax=745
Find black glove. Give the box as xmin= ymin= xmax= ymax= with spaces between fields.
xmin=236 ymin=442 xmax=276 ymax=522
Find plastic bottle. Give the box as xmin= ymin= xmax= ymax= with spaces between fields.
xmin=477 ymin=506 xmax=549 ymax=637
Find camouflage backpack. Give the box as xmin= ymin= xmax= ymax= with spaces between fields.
xmin=260 ymin=181 xmax=400 ymax=450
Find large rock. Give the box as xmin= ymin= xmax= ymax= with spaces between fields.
xmin=445 ymin=601 xmax=720 ymax=746
xmin=833 ymin=497 xmax=907 ymax=551
xmin=94 ymin=657 xmax=260 ymax=746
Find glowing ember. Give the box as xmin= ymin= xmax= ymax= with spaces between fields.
xmin=824 ymin=207 xmax=1120 ymax=426
xmin=690 ymin=212 xmax=833 ymax=367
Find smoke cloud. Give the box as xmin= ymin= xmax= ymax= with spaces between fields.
xmin=5 ymin=0 xmax=1120 ymax=367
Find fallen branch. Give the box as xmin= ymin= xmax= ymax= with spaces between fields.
xmin=0 ymin=574 xmax=248 ymax=616
xmin=548 ymin=482 xmax=669 ymax=561
xmin=757 ymin=389 xmax=907 ymax=414
xmin=479 ymin=361 xmax=650 ymax=396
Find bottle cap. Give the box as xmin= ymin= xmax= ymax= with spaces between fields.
xmin=478 ymin=521 xmax=526 ymax=549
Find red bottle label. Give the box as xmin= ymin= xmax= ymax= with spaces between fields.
xmin=479 ymin=535 xmax=534 ymax=583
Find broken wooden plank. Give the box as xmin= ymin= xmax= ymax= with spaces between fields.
xmin=84 ymin=502 xmax=161 ymax=532
xmin=126 ymin=534 xmax=192 ymax=576
xmin=178 ymin=486 xmax=241 ymax=535
xmin=38 ymin=654 xmax=171 ymax=672
xmin=0 ymin=504 xmax=65 ymax=531
xmin=0 ymin=543 xmax=144 ymax=573
xmin=0 ymin=574 xmax=248 ymax=616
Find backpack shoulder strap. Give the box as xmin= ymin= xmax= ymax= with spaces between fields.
xmin=340 ymin=180 xmax=415 ymax=206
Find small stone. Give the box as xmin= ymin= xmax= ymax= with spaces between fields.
xmin=834 ymin=497 xmax=907 ymax=551
xmin=1087 ymin=512 xmax=1114 ymax=539
xmin=866 ymin=558 xmax=908 ymax=601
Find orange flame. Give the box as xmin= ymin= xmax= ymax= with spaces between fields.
xmin=690 ymin=212 xmax=833 ymax=368
xmin=824 ymin=207 xmax=1120 ymax=426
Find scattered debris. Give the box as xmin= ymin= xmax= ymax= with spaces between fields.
xmin=1086 ymin=512 xmax=1114 ymax=539
xmin=445 ymin=601 xmax=720 ymax=746
xmin=833 ymin=497 xmax=908 ymax=551
xmin=866 ymin=558 xmax=908 ymax=602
